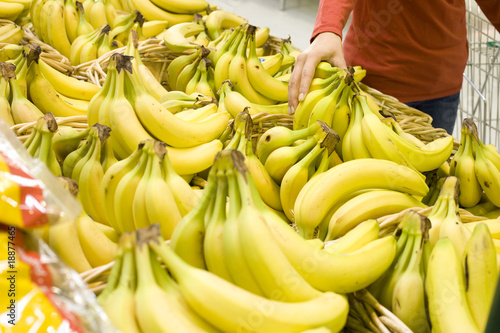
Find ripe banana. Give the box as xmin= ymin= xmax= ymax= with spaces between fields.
xmin=426 ymin=237 xmax=480 ymax=333
xmin=151 ymin=234 xmax=349 ymax=333
xmin=294 ymin=158 xmax=429 ymax=239
xmin=324 ymin=219 xmax=380 ymax=254
xmin=325 ymin=189 xmax=425 ymax=240
xmin=163 ymin=22 xmax=205 ymax=52
xmin=205 ymin=9 xmax=247 ymax=40
xmin=126 ymin=66 xmax=230 ymax=148
xmin=75 ymin=211 xmax=117 ymax=267
xmin=450 ymin=120 xmax=483 ymax=207
xmin=463 ymin=222 xmax=497 ymax=331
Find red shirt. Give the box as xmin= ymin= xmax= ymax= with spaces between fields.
xmin=312 ymin=0 xmax=500 ymax=103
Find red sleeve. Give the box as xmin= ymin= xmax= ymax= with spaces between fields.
xmin=311 ymin=0 xmax=356 ymax=43
xmin=475 ymin=0 xmax=500 ymax=31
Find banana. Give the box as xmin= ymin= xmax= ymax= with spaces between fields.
xmin=64 ymin=0 xmax=79 ymax=43
xmin=87 ymin=58 xmax=116 ymax=126
xmin=293 ymin=73 xmax=341 ymax=130
xmin=75 ymin=211 xmax=117 ymax=267
xmin=38 ymin=58 xmax=99 ymax=100
xmin=231 ymin=154 xmax=324 ymax=301
xmin=294 ymin=158 xmax=429 ymax=239
xmin=354 ymin=95 xmax=418 ymax=174
xmin=89 ymin=0 xmax=107 ymax=29
xmin=4 ymin=63 xmax=44 ymax=124
xmin=261 ymin=52 xmax=283 ymax=76
xmin=382 ymin=117 xmax=454 ymax=173
xmin=126 ymin=66 xmax=230 ymax=148
xmin=175 ymin=103 xmax=217 ymax=122
xmin=75 ymin=1 xmax=94 ymax=37
xmin=213 ymin=28 xmax=244 ymax=93
xmin=48 ymin=219 xmax=93 ymax=273
xmin=163 ymin=22 xmax=205 ymax=52
xmin=134 ymin=232 xmax=211 ymax=333
xmin=472 ymin=131 xmax=500 ymax=207
xmin=325 ymin=189 xmax=426 ymax=241
xmin=128 ymin=0 xmax=193 ymax=25
xmin=341 ymin=89 xmax=372 ymax=161
xmin=175 ymin=54 xmax=202 ymax=91
xmin=228 ymin=29 xmax=276 ymax=105
xmin=203 ymin=167 xmax=234 ymax=281
xmin=0 ymin=74 xmax=14 ymax=126
xmin=264 ymin=136 xmax=314 ymax=182
xmin=262 ymin=202 xmax=397 ymax=293
xmin=0 ymin=1 xmax=24 ymax=21
xmin=98 ymin=236 xmax=142 ymax=333
xmin=161 ymin=148 xmax=199 ymax=216
xmin=223 ymin=165 xmax=265 ymax=295
xmin=463 ymin=222 xmax=497 ymax=331
xmin=101 ymin=145 xmax=143 ymax=233
xmin=223 ymin=85 xmax=288 ymax=117
xmin=148 ymin=0 xmax=208 ymax=14
xmin=46 ymin=0 xmax=72 ymax=59
xmin=205 ymin=9 xmax=247 ymax=40
xmin=151 ymin=235 xmax=349 ymax=333
xmin=308 ymin=78 xmax=348 ymax=128
xmin=450 ymin=122 xmax=483 ymax=207
xmin=246 ymin=26 xmax=288 ymax=102
xmin=28 ymin=60 xmax=88 ymax=117
xmin=166 ymin=139 xmax=223 ymax=175
xmin=113 ymin=142 xmax=151 ymax=233
xmin=110 ymin=56 xmax=155 ymax=158
xmin=280 ymin=123 xmax=339 ymax=222
xmin=256 ymin=122 xmax=320 ymax=164
xmin=77 ymin=125 xmax=111 ymax=225
xmin=324 ymin=219 xmax=380 ymax=254
xmin=142 ymin=20 xmax=169 ymax=37
xmin=426 ymin=237 xmax=480 ymax=333
xmin=143 ymin=142 xmax=182 ymax=239
xmin=125 ymin=30 xmax=168 ymax=101
xmin=0 ymin=23 xmax=23 ymax=44
xmin=169 ymin=165 xmax=217 ymax=269
xmin=62 ymin=130 xmax=92 ymax=177
xmin=426 ymin=179 xmax=472 ymax=280
xmin=166 ymin=48 xmax=201 ymax=91
xmin=391 ymin=212 xmax=430 ymax=333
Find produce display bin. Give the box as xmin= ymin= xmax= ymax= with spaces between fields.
xmin=455 ymin=0 xmax=500 ymax=144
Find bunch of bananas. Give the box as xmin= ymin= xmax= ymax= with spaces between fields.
xmin=171 ymin=150 xmax=397 ymax=298
xmin=0 ymin=21 xmax=24 ymax=44
xmin=0 ymin=45 xmax=100 ymax=124
xmin=368 ymin=210 xmax=431 ymax=333
xmin=100 ymin=139 xmax=200 ymax=238
xmin=36 ymin=177 xmax=119 ymax=273
xmin=23 ymin=112 xmax=61 ymax=175
xmin=62 ymin=123 xmax=115 ymax=224
xmin=218 ymin=80 xmax=289 ymax=117
xmin=0 ymin=0 xmax=30 ymax=22
xmin=293 ymin=158 xmax=429 ymax=239
xmin=88 ymin=52 xmax=228 ymax=161
xmin=451 ymin=118 xmax=500 ymax=211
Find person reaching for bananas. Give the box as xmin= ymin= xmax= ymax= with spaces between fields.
xmin=288 ymin=0 xmax=500 ymax=135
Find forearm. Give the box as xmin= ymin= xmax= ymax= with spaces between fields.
xmin=311 ymin=0 xmax=357 ymax=42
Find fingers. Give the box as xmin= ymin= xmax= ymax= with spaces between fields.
xmin=297 ymin=54 xmax=320 ymax=104
xmin=288 ymin=53 xmax=306 ymax=114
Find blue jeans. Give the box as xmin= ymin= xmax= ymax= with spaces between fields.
xmin=405 ymin=92 xmax=460 ymax=134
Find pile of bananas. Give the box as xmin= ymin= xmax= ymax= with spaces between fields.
xmin=2 ymin=0 xmax=500 ymax=332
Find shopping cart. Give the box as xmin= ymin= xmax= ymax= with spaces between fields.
xmin=455 ymin=0 xmax=500 ymax=145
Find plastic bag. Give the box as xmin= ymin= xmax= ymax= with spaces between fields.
xmin=0 ymin=227 xmax=118 ymax=332
xmin=0 ymin=117 xmax=81 ymax=228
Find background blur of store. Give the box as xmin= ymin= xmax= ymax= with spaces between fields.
xmin=210 ymin=0 xmax=499 ymax=143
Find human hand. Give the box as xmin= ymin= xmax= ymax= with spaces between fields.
xmin=288 ymin=32 xmax=347 ymax=114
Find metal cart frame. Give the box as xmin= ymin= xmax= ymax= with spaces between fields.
xmin=454 ymin=0 xmax=500 ymax=144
